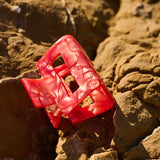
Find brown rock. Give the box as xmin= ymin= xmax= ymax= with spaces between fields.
xmin=1 ymin=0 xmax=160 ymax=159
xmin=0 ymin=34 xmax=49 ymax=79
xmin=94 ymin=0 xmax=160 ymax=157
xmin=0 ymin=71 xmax=58 ymax=160
xmin=3 ymin=0 xmax=119 ymax=59
xmin=89 ymin=148 xmax=118 ymax=160
xmin=143 ymin=80 xmax=160 ymax=109
xmin=56 ymin=110 xmax=115 ymax=160
xmin=0 ymin=0 xmax=119 ymax=80
xmin=111 ymin=91 xmax=158 ymax=152
xmin=125 ymin=126 xmax=160 ymax=160
xmin=0 ymin=0 xmax=119 ymax=159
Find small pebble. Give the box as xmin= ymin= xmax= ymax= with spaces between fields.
xmin=18 ymin=28 xmax=25 ymax=33
xmin=12 ymin=6 xmax=21 ymax=14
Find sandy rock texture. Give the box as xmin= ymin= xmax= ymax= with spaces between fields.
xmin=125 ymin=126 xmax=160 ymax=160
xmin=1 ymin=0 xmax=160 ymax=159
xmin=94 ymin=0 xmax=160 ymax=159
xmin=90 ymin=148 xmax=118 ymax=160
xmin=56 ymin=110 xmax=115 ymax=160
xmin=0 ymin=0 xmax=119 ymax=159
xmin=0 ymin=0 xmax=120 ymax=79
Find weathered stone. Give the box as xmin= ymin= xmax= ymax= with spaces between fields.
xmin=0 ymin=0 xmax=119 ymax=80
xmin=1 ymin=0 xmax=160 ymax=159
xmin=56 ymin=112 xmax=115 ymax=160
xmin=89 ymin=148 xmax=118 ymax=160
xmin=94 ymin=0 xmax=160 ymax=157
xmin=0 ymin=71 xmax=58 ymax=159
xmin=125 ymin=126 xmax=160 ymax=160
xmin=2 ymin=0 xmax=119 ymax=60
xmin=143 ymin=80 xmax=160 ymax=109
xmin=111 ymin=91 xmax=159 ymax=152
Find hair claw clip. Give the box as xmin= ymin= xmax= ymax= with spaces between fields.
xmin=21 ymin=35 xmax=114 ymax=128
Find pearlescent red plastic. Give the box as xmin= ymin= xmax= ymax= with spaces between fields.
xmin=21 ymin=35 xmax=114 ymax=128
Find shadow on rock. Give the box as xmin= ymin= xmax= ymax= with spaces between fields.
xmin=0 ymin=71 xmax=58 ymax=160
xmin=56 ymin=106 xmax=115 ymax=160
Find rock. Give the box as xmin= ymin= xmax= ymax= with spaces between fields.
xmin=56 ymin=110 xmax=115 ymax=160
xmin=2 ymin=0 xmax=119 ymax=59
xmin=111 ymin=91 xmax=158 ymax=152
xmin=125 ymin=126 xmax=160 ymax=160
xmin=12 ymin=5 xmax=21 ymax=14
xmin=0 ymin=34 xmax=49 ymax=79
xmin=1 ymin=0 xmax=160 ymax=159
xmin=143 ymin=80 xmax=160 ymax=109
xmin=94 ymin=0 xmax=160 ymax=157
xmin=0 ymin=0 xmax=119 ymax=159
xmin=8 ymin=36 xmax=24 ymax=46
xmin=134 ymin=3 xmax=152 ymax=18
xmin=89 ymin=148 xmax=118 ymax=160
xmin=0 ymin=0 xmax=119 ymax=80
xmin=0 ymin=71 xmax=58 ymax=160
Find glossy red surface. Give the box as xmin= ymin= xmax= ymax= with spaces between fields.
xmin=21 ymin=35 xmax=114 ymax=128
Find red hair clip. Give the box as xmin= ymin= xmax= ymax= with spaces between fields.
xmin=22 ymin=35 xmax=114 ymax=128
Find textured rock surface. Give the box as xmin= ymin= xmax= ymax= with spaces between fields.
xmin=0 ymin=71 xmax=58 ymax=160
xmin=1 ymin=0 xmax=160 ymax=159
xmin=89 ymin=148 xmax=118 ymax=160
xmin=0 ymin=0 xmax=119 ymax=64
xmin=0 ymin=0 xmax=118 ymax=159
xmin=94 ymin=0 xmax=160 ymax=159
xmin=55 ymin=110 xmax=115 ymax=160
xmin=125 ymin=126 xmax=160 ymax=160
